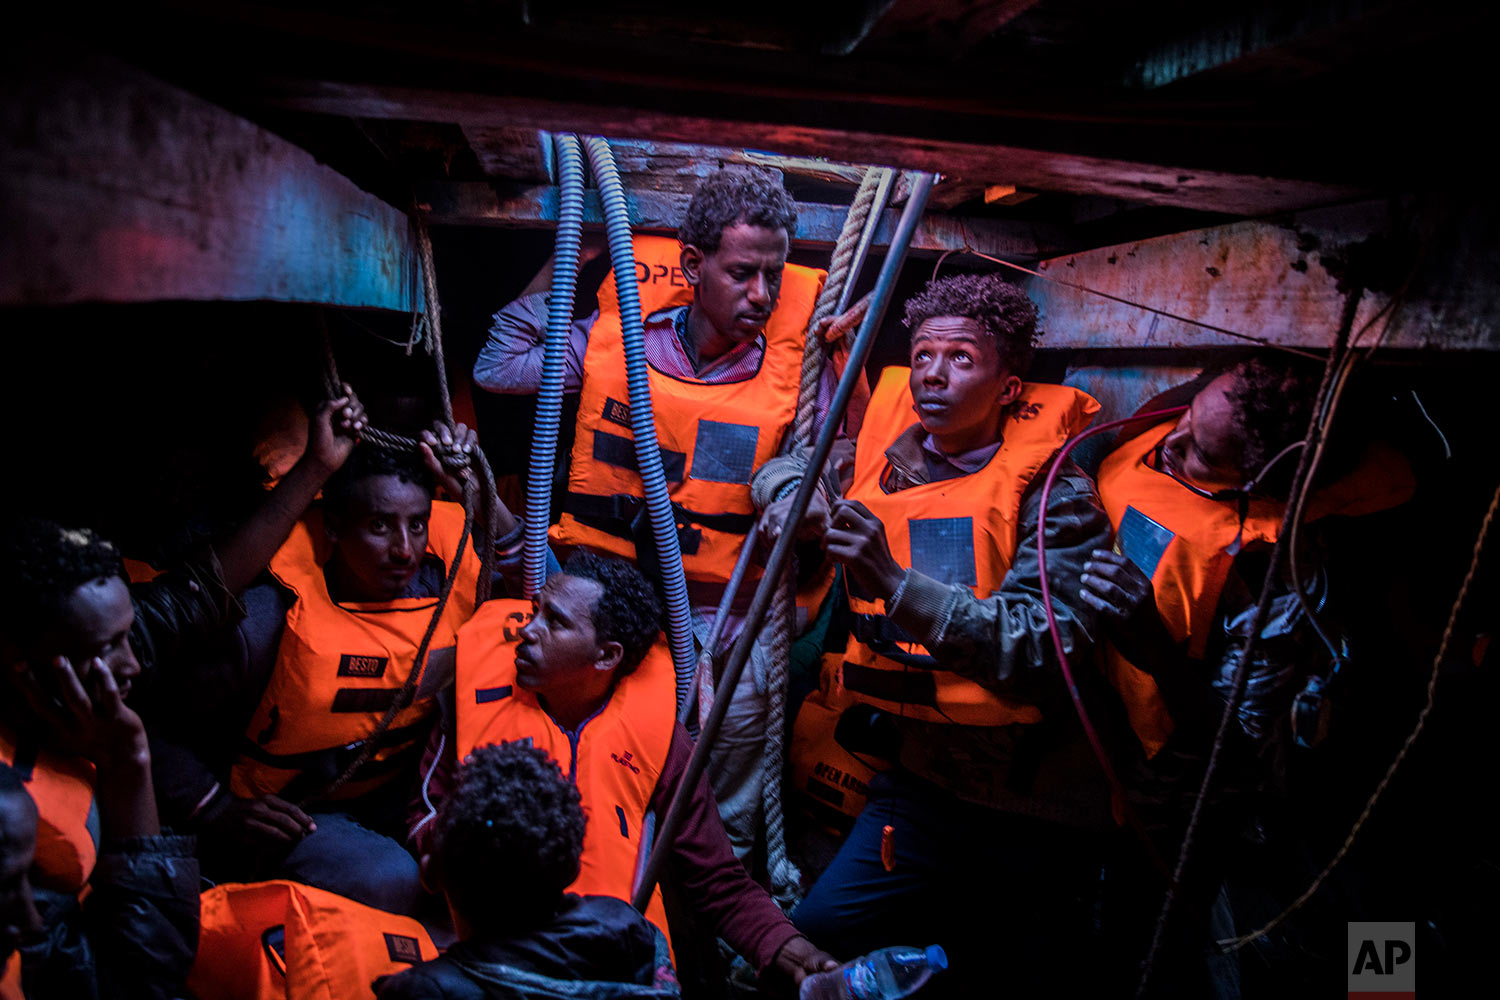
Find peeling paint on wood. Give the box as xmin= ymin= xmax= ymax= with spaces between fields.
xmin=0 ymin=51 xmax=420 ymax=311
xmin=258 ymin=80 xmax=1362 ymax=216
xmin=1023 ymin=200 xmax=1500 ymax=351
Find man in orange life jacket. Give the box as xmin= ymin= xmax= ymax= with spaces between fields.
xmin=1081 ymin=354 xmax=1414 ymax=990
xmin=474 ymin=167 xmax=834 ymax=862
xmin=145 ymin=420 xmax=497 ymax=917
xmin=412 ymin=551 xmax=838 ymax=991
xmin=789 ymin=275 xmax=1118 ymax=994
xmin=0 ymin=527 xmax=204 ymax=1000
xmin=1084 ymin=353 xmax=1415 ymax=814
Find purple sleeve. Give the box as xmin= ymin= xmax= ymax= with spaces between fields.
xmin=473 ymin=291 xmax=594 ymax=395
xmin=813 ymin=362 xmax=839 ymax=432
xmin=650 ymin=723 xmax=800 ymax=972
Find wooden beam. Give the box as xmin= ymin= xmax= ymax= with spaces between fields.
xmin=1022 ymin=199 xmax=1500 ymax=350
xmin=830 ymin=0 xmax=1043 ymax=56
xmin=926 ymin=178 xmax=990 ymax=210
xmin=723 ymin=150 xmax=871 ymax=187
xmin=459 ymin=126 xmax=553 ymax=182
xmin=417 ymin=181 xmax=1066 ymax=258
xmin=0 ymin=51 xmax=419 ymax=310
xmin=1128 ymin=0 xmax=1390 ymax=89
xmin=262 ymin=81 xmax=1360 ymax=216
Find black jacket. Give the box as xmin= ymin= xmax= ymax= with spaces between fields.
xmin=19 ymin=835 xmax=200 ymax=1000
xmin=375 ymin=895 xmax=676 ymax=1000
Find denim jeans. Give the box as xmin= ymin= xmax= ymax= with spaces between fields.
xmin=279 ymin=811 xmax=423 ymax=916
xmin=793 ymin=770 xmax=1105 ymax=996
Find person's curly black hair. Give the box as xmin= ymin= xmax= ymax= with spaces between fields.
xmin=321 ymin=444 xmax=434 ymax=518
xmin=561 ymin=551 xmax=662 ymax=676
xmin=0 ymin=519 xmax=125 ymax=641
xmin=678 ymin=167 xmax=797 ymax=255
xmin=903 ymin=273 xmax=1041 ymax=378
xmin=1220 ymin=353 xmax=1324 ymax=496
xmin=435 ymin=742 xmax=586 ymax=933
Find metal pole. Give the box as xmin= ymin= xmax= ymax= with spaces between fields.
xmin=632 ymin=171 xmax=937 ymax=912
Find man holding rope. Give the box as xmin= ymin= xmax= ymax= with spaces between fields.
xmin=788 ymin=274 xmax=1117 ymax=995
xmin=146 ymin=417 xmax=497 ymax=916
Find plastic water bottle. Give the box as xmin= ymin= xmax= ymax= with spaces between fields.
xmin=798 ymin=945 xmax=948 ymax=1000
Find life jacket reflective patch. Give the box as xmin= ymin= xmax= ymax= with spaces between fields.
xmin=836 ymin=366 xmax=1100 ymax=727
xmin=0 ymin=728 xmax=99 ymax=895
xmin=189 ymin=880 xmax=438 ymax=1000
xmin=552 ymin=232 xmax=825 ymax=584
xmin=907 ymin=516 xmax=978 ymax=586
xmin=1096 ymin=419 xmax=1417 ymax=758
xmin=454 ymin=598 xmax=676 ymax=950
xmin=231 ymin=501 xmax=481 ymax=800
xmin=1115 ymin=505 xmax=1174 ymax=579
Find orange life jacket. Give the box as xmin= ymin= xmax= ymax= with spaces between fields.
xmin=231 ymin=502 xmax=481 ymax=800
xmin=454 ymin=598 xmax=675 ymax=948
xmin=188 ymin=879 xmax=438 ymax=1000
xmin=790 ymin=650 xmax=880 ymax=826
xmin=551 ymin=234 xmax=826 ymax=585
xmin=834 ymin=366 xmax=1100 ymax=726
xmin=2 ymin=951 xmax=21 ymax=1000
xmin=1096 ymin=419 xmax=1418 ymax=758
xmin=0 ymin=727 xmax=98 ymax=895
xmin=122 ymin=557 xmax=163 ymax=584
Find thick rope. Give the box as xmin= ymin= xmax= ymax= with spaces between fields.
xmin=793 ymin=169 xmax=886 ymax=449
xmin=303 ymin=216 xmax=495 ymax=806
xmin=763 ymin=568 xmax=803 ymax=908
xmin=751 ymin=167 xmax=884 ymax=907
xmin=1216 ymin=480 xmax=1499 ymax=953
xmin=1136 ymin=285 xmax=1363 ymax=997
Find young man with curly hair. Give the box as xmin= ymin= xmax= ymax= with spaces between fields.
xmin=0 ymin=394 xmax=372 ymax=996
xmin=0 ymin=523 xmax=210 ymax=1000
xmin=791 ymin=273 xmax=1118 ymax=995
xmin=414 ymin=552 xmax=837 ymax=992
xmin=376 ymin=742 xmax=674 ymax=999
xmin=475 ymin=166 xmax=834 ymax=862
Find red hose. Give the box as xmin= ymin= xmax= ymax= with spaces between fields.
xmin=1036 ymin=405 xmax=1187 ymax=882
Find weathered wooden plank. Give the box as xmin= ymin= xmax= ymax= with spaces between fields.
xmin=460 ymin=126 xmax=552 ymax=182
xmin=829 ymin=0 xmax=1043 ymax=56
xmin=1022 ymin=200 xmax=1500 ymax=350
xmin=1129 ymin=0 xmax=1387 ymax=89
xmin=0 ymin=52 xmax=419 ymax=310
xmin=418 ymin=181 xmax=1066 ymax=257
xmin=262 ymin=81 xmax=1360 ymax=216
xmin=723 ymin=150 xmax=870 ymax=187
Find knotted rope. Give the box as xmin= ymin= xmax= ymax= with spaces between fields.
xmin=759 ymin=166 xmax=887 ymax=907
xmin=303 ymin=214 xmax=497 ymax=806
